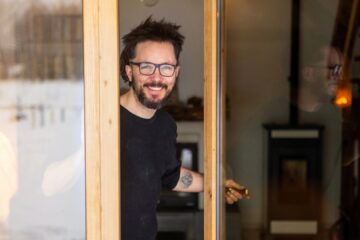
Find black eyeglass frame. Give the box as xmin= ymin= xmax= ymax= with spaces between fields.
xmin=129 ymin=61 xmax=178 ymax=77
xmin=311 ymin=64 xmax=343 ymax=76
xmin=328 ymin=64 xmax=342 ymax=76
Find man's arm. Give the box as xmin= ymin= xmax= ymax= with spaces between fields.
xmin=172 ymin=167 xmax=250 ymax=204
xmin=172 ymin=167 xmax=204 ymax=192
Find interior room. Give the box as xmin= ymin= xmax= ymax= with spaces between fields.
xmin=0 ymin=0 xmax=359 ymax=239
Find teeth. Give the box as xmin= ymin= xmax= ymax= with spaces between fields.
xmin=148 ymin=86 xmax=162 ymax=91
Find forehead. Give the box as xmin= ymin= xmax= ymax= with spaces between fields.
xmin=319 ymin=47 xmax=343 ymax=64
xmin=133 ymin=41 xmax=177 ymax=63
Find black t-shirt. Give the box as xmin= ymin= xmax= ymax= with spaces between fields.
xmin=120 ymin=106 xmax=181 ymax=240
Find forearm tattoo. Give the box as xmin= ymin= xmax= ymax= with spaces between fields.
xmin=180 ymin=171 xmax=193 ymax=189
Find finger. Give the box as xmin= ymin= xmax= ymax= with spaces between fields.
xmin=226 ymin=187 xmax=249 ymax=199
xmin=229 ymin=181 xmax=245 ymax=189
xmin=226 ymin=188 xmax=241 ymax=198
xmin=226 ymin=196 xmax=234 ymax=204
xmin=226 ymin=190 xmax=241 ymax=201
xmin=225 ymin=179 xmax=244 ymax=190
xmin=230 ymin=193 xmax=240 ymax=202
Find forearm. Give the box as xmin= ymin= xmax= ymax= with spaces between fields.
xmin=172 ymin=167 xmax=204 ymax=192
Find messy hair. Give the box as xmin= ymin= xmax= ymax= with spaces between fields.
xmin=120 ymin=16 xmax=185 ymax=85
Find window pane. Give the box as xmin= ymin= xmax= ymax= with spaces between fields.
xmin=225 ymin=0 xmax=359 ymax=239
xmin=0 ymin=1 xmax=85 ymax=239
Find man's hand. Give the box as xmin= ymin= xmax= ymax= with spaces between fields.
xmin=172 ymin=168 xmax=250 ymax=205
xmin=225 ymin=179 xmax=250 ymax=204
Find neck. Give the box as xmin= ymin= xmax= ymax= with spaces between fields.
xmin=120 ymin=88 xmax=157 ymax=119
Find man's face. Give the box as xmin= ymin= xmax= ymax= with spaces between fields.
xmin=125 ymin=41 xmax=180 ymax=109
xmin=311 ymin=47 xmax=343 ymax=97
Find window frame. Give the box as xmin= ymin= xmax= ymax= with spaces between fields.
xmin=83 ymin=0 xmax=222 ymax=239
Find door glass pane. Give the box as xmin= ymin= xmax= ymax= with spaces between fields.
xmin=225 ymin=1 xmax=359 ymax=240
xmin=0 ymin=1 xmax=85 ymax=239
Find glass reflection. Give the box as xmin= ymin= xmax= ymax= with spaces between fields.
xmin=298 ymin=46 xmax=343 ymax=112
xmin=0 ymin=0 xmax=85 ymax=239
xmin=225 ymin=0 xmax=359 ymax=240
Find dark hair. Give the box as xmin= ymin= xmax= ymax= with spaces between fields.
xmin=120 ymin=16 xmax=185 ymax=85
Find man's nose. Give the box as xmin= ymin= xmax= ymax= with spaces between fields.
xmin=329 ymin=65 xmax=342 ymax=78
xmin=328 ymin=72 xmax=338 ymax=81
xmin=329 ymin=71 xmax=341 ymax=80
xmin=152 ymin=67 xmax=162 ymax=79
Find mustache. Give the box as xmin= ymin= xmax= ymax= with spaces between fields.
xmin=144 ymin=82 xmax=168 ymax=89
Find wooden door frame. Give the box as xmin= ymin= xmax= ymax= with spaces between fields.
xmin=83 ymin=0 xmax=120 ymax=239
xmin=83 ymin=0 xmax=220 ymax=239
xmin=204 ymin=0 xmax=223 ymax=239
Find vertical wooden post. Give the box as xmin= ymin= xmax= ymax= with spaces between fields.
xmin=220 ymin=1 xmax=227 ymax=239
xmin=83 ymin=0 xmax=120 ymax=239
xmin=204 ymin=0 xmax=220 ymax=239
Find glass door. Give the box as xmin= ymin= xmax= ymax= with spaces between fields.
xmin=223 ymin=0 xmax=360 ymax=240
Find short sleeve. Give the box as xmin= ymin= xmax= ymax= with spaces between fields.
xmin=161 ymin=161 xmax=181 ymax=189
xmin=161 ymin=117 xmax=181 ymax=189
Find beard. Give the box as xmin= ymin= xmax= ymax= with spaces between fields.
xmin=325 ymin=79 xmax=338 ymax=97
xmin=132 ymin=75 xmax=174 ymax=110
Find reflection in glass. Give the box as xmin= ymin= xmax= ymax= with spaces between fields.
xmin=279 ymin=158 xmax=307 ymax=204
xmin=0 ymin=0 xmax=85 ymax=239
xmin=225 ymin=0 xmax=359 ymax=239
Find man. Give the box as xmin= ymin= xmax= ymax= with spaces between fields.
xmin=298 ymin=45 xmax=343 ymax=112
xmin=120 ymin=17 xmax=246 ymax=240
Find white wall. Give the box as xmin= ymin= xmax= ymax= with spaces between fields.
xmin=119 ymin=0 xmax=204 ymax=102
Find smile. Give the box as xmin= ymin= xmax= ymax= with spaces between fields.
xmin=144 ymin=83 xmax=168 ymax=91
xmin=148 ymin=86 xmax=163 ymax=91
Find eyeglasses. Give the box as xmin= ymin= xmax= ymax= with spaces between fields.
xmin=328 ymin=64 xmax=342 ymax=76
xmin=312 ymin=64 xmax=342 ymax=76
xmin=129 ymin=61 xmax=177 ymax=77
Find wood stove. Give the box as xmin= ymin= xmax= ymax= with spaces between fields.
xmin=264 ymin=125 xmax=323 ymax=239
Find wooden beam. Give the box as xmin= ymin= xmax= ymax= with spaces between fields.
xmin=221 ymin=1 xmax=227 ymax=239
xmin=204 ymin=0 xmax=219 ymax=239
xmin=83 ymin=0 xmax=120 ymax=239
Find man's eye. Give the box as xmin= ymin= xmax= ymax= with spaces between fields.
xmin=140 ymin=64 xmax=153 ymax=70
xmin=161 ymin=65 xmax=173 ymax=71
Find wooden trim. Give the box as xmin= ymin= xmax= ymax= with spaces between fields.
xmin=83 ymin=0 xmax=120 ymax=239
xmin=220 ymin=1 xmax=227 ymax=239
xmin=204 ymin=0 xmax=218 ymax=239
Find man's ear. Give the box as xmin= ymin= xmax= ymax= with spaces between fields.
xmin=125 ymin=65 xmax=132 ymax=82
xmin=175 ymin=66 xmax=181 ymax=78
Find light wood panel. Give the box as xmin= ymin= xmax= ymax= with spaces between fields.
xmin=204 ymin=0 xmax=219 ymax=239
xmin=83 ymin=0 xmax=120 ymax=239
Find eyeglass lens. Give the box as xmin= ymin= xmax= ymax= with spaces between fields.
xmin=139 ymin=63 xmax=175 ymax=77
xmin=328 ymin=65 xmax=342 ymax=76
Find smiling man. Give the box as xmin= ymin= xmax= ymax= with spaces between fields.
xmin=122 ymin=40 xmax=178 ymax=114
xmin=119 ymin=17 xmax=246 ymax=240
